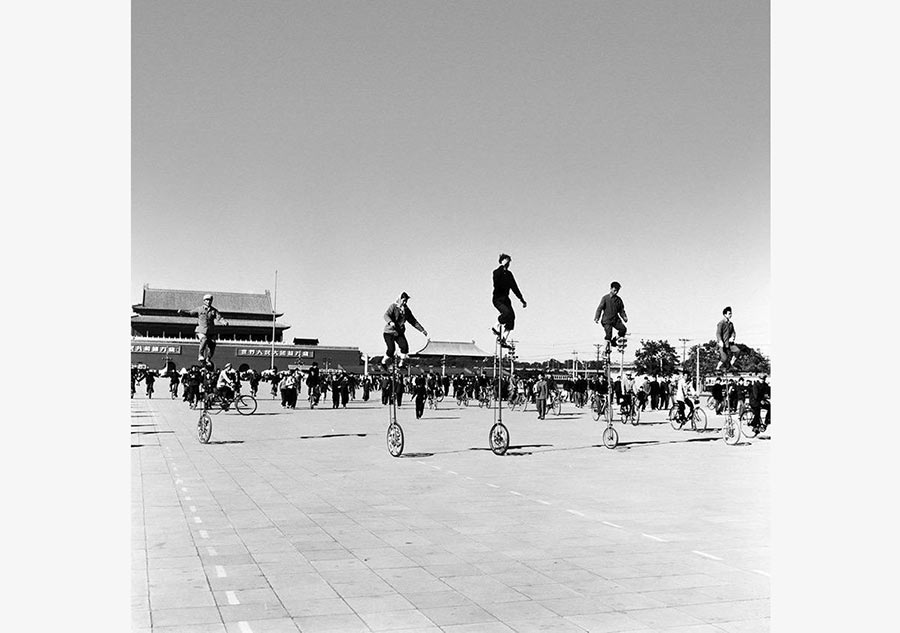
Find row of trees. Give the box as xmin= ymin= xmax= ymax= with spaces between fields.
xmin=513 ymin=339 xmax=770 ymax=378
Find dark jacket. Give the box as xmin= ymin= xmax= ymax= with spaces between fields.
xmin=492 ymin=266 xmax=524 ymax=301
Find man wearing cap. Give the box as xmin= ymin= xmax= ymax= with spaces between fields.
xmin=179 ymin=294 xmax=229 ymax=364
xmin=383 ymin=292 xmax=428 ymax=368
xmin=594 ymin=281 xmax=628 ymax=348
xmin=492 ymin=253 xmax=527 ymax=347
xmin=216 ymin=363 xmax=238 ymax=408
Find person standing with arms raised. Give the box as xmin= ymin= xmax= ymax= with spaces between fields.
xmin=491 ymin=253 xmax=527 ymax=348
xmin=178 ymin=294 xmax=228 ymax=365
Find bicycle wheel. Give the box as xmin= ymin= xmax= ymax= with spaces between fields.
xmin=387 ymin=422 xmax=404 ymax=457
xmin=198 ymin=413 xmax=212 ymax=444
xmin=630 ymin=406 xmax=640 ymax=426
xmin=669 ymin=405 xmax=685 ymax=430
xmin=706 ymin=395 xmax=715 ymax=409
xmin=436 ymin=392 xmax=444 ymax=403
xmin=691 ymin=407 xmax=708 ymax=431
xmin=723 ymin=414 xmax=741 ymax=445
xmin=591 ymin=401 xmax=602 ymax=422
xmin=602 ymin=426 xmax=618 ymax=449
xmin=490 ymin=422 xmax=509 ymax=456
xmin=739 ymin=409 xmax=758 ymax=438
xmin=205 ymin=395 xmax=224 ymax=415
xmin=235 ymin=394 xmax=257 ymax=415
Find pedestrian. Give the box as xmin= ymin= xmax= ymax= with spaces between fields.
xmin=339 ymin=373 xmax=350 ymax=408
xmin=650 ymin=375 xmax=660 ymax=410
xmin=177 ymin=294 xmax=229 ymax=365
xmin=593 ymin=281 xmax=628 ymax=347
xmin=144 ymin=369 xmax=155 ymax=398
xmin=491 ymin=253 xmax=527 ymax=347
xmin=414 ymin=375 xmax=427 ymax=419
xmin=534 ymin=373 xmax=549 ymax=420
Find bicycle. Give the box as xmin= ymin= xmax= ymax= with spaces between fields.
xmin=590 ymin=391 xmax=608 ymax=422
xmin=739 ymin=402 xmax=770 ymax=439
xmin=619 ymin=396 xmax=640 ymax=426
xmin=202 ymin=390 xmax=258 ymax=416
xmin=427 ymin=391 xmax=438 ymax=410
xmin=308 ymin=384 xmax=321 ymax=409
xmin=548 ymin=390 xmax=563 ymax=416
xmin=669 ymin=400 xmax=708 ymax=431
xmin=508 ymin=392 xmax=527 ymax=411
xmin=456 ymin=391 xmax=470 ymax=407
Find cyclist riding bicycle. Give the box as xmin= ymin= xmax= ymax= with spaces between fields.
xmin=673 ymin=369 xmax=695 ymax=423
xmin=620 ymin=371 xmax=636 ymax=416
xmin=216 ymin=363 xmax=239 ymax=409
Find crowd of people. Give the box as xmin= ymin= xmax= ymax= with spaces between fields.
xmin=131 ymin=280 xmax=770 ymax=432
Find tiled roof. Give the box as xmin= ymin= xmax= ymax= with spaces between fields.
xmin=131 ymin=315 xmax=290 ymax=329
xmin=134 ymin=286 xmax=278 ymax=316
xmin=413 ymin=340 xmax=491 ymax=357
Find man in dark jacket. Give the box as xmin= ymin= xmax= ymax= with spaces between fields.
xmin=491 ymin=253 xmax=527 ymax=347
xmin=594 ymin=281 xmax=628 ymax=347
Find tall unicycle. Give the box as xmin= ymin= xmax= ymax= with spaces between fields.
xmin=386 ymin=361 xmax=404 ymax=457
xmin=601 ymin=341 xmax=619 ymax=449
xmin=489 ymin=326 xmax=510 ymax=456
xmin=721 ymin=376 xmax=741 ymax=445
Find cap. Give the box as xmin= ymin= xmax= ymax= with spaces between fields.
xmin=400 ymin=292 xmax=411 ymax=300
xmin=203 ymin=294 xmax=213 ymax=300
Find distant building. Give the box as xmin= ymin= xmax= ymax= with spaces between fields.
xmin=131 ymin=285 xmax=362 ymax=373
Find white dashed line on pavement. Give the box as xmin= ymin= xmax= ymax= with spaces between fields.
xmin=215 ymin=565 xmax=227 ymax=578
xmin=185 ymin=496 xmax=191 ymax=501
xmin=181 ymin=487 xmax=188 ymax=492
xmin=190 ymin=506 xmax=196 ymax=513
xmin=417 ymin=461 xmax=427 ymax=465
xmin=642 ymin=533 xmax=667 ymax=542
xmin=199 ymin=530 xmax=209 ymax=539
xmin=693 ymin=550 xmax=723 ymax=561
xmin=602 ymin=521 xmax=623 ymax=529
xmin=567 ymin=509 xmax=586 ymax=517
xmin=194 ymin=517 xmax=202 ymax=524
xmin=430 ymin=465 xmax=441 ymax=470
xmin=447 ymin=470 xmax=457 ymax=475
xmin=226 ymin=590 xmax=240 ymax=605
xmin=238 ymin=622 xmax=253 ymax=633
xmin=207 ymin=547 xmax=218 ymax=556
xmin=753 ymin=569 xmax=770 ymax=577
xmin=176 ymin=479 xmax=183 ymax=484
xmin=535 ymin=499 xmax=551 ymax=505
xmin=509 ymin=491 xmax=522 ymax=496
xmin=487 ymin=483 xmax=499 ymax=488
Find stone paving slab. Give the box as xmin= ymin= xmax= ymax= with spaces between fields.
xmin=132 ymin=395 xmax=770 ymax=631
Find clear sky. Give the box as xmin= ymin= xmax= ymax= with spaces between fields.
xmin=132 ymin=0 xmax=770 ymax=363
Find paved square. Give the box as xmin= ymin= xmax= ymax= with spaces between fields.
xmin=132 ymin=394 xmax=770 ymax=632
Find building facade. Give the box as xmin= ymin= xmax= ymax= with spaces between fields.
xmin=131 ymin=286 xmax=363 ymax=373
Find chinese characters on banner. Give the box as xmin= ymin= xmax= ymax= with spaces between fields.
xmin=131 ymin=345 xmax=182 ymax=354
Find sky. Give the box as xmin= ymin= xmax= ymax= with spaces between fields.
xmin=132 ymin=0 xmax=770 ymax=364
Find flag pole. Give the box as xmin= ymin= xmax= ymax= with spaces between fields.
xmin=270 ymin=270 xmax=277 ymax=370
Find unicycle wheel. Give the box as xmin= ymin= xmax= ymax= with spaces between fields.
xmin=387 ymin=422 xmax=404 ymax=457
xmin=723 ymin=416 xmax=741 ymax=445
xmin=198 ymin=412 xmax=212 ymax=444
xmin=602 ymin=426 xmax=618 ymax=449
xmin=489 ymin=422 xmax=509 ymax=456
